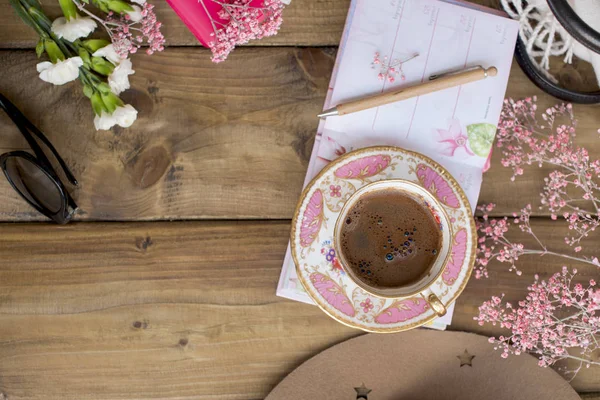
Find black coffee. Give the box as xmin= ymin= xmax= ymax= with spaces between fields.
xmin=339 ymin=188 xmax=442 ymax=289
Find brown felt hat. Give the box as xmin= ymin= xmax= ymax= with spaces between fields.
xmin=267 ymin=330 xmax=579 ymax=400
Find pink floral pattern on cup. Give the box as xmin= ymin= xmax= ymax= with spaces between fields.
xmin=329 ymin=185 xmax=342 ymax=197
xmin=416 ymin=164 xmax=460 ymax=208
xmin=374 ymin=298 xmax=430 ymax=324
xmin=360 ymin=298 xmax=375 ymax=313
xmin=310 ymin=272 xmax=355 ymax=317
xmin=443 ymin=228 xmax=468 ymax=285
xmin=334 ymin=154 xmax=392 ymax=180
xmin=299 ymin=189 xmax=323 ymax=247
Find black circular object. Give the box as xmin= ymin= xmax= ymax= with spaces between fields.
xmin=513 ymin=0 xmax=600 ymax=104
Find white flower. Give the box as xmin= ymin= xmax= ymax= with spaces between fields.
xmin=126 ymin=5 xmax=143 ymax=22
xmin=93 ymin=105 xmax=138 ymax=130
xmin=51 ymin=16 xmax=96 ymax=42
xmin=36 ymin=57 xmax=83 ymax=85
xmin=131 ymin=0 xmax=146 ymax=5
xmin=93 ymin=110 xmax=117 ymax=131
xmin=108 ymin=59 xmax=135 ymax=95
xmin=113 ymin=104 xmax=138 ymax=127
xmin=92 ymin=44 xmax=124 ymax=66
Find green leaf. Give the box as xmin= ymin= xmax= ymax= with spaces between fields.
xmin=35 ymin=39 xmax=44 ymax=58
xmin=90 ymin=92 xmax=106 ymax=116
xmin=96 ymin=82 xmax=112 ymax=95
xmin=83 ymin=39 xmax=110 ymax=53
xmin=44 ymin=39 xmax=65 ymax=63
xmin=101 ymin=92 xmax=123 ymax=113
xmin=107 ymin=0 xmax=133 ymax=13
xmin=78 ymin=47 xmax=91 ymax=66
xmin=466 ymin=123 xmax=496 ymax=157
xmin=58 ymin=0 xmax=78 ymax=20
xmin=91 ymin=56 xmax=114 ymax=75
xmin=83 ymin=84 xmax=94 ymax=98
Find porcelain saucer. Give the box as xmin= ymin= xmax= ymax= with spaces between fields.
xmin=290 ymin=146 xmax=476 ymax=333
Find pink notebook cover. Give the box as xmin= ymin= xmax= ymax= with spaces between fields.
xmin=165 ymin=0 xmax=265 ymax=47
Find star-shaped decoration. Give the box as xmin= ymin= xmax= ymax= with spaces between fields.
xmin=354 ymin=383 xmax=372 ymax=399
xmin=457 ymin=349 xmax=475 ymax=367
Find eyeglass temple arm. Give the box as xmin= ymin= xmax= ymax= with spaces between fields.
xmin=0 ymin=93 xmax=78 ymax=186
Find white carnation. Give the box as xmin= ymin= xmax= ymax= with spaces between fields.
xmin=94 ymin=110 xmax=117 ymax=131
xmin=113 ymin=104 xmax=138 ymax=128
xmin=108 ymin=59 xmax=135 ymax=95
xmin=92 ymin=44 xmax=124 ymax=66
xmin=93 ymin=105 xmax=138 ymax=131
xmin=51 ymin=16 xmax=96 ymax=42
xmin=36 ymin=57 xmax=83 ymax=85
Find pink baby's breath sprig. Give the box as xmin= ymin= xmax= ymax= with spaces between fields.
xmin=475 ymin=203 xmax=599 ymax=279
xmin=476 ymin=97 xmax=600 ymax=278
xmin=371 ymin=52 xmax=418 ymax=83
xmin=112 ymin=3 xmax=165 ymax=57
xmin=202 ymin=0 xmax=285 ymax=63
xmin=73 ymin=0 xmax=165 ymax=57
xmin=475 ymin=267 xmax=600 ymax=379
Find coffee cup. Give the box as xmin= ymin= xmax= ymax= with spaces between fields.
xmin=333 ymin=180 xmax=452 ymax=317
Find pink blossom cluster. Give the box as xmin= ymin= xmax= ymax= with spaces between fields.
xmin=476 ymin=98 xmax=600 ymax=279
xmin=107 ymin=3 xmax=165 ymax=57
xmin=475 ymin=267 xmax=600 ymax=375
xmin=475 ymin=203 xmax=529 ymax=279
xmin=372 ymin=52 xmax=405 ymax=83
xmin=496 ymin=97 xmax=600 ymax=249
xmin=205 ymin=0 xmax=285 ymax=62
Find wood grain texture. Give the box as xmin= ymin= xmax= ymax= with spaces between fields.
xmin=1 ymin=48 xmax=599 ymax=221
xmin=0 ymin=0 xmax=352 ymax=48
xmin=0 ymin=219 xmax=598 ymax=399
xmin=0 ymin=47 xmax=334 ymax=221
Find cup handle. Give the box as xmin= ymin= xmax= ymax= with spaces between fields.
xmin=422 ymin=292 xmax=447 ymax=317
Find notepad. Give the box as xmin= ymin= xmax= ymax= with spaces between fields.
xmin=277 ymin=0 xmax=519 ymax=330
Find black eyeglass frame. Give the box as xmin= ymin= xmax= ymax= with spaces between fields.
xmin=0 ymin=93 xmax=78 ymax=224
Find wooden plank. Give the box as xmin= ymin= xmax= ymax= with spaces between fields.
xmin=0 ymin=0 xmax=352 ymax=48
xmin=0 ymin=219 xmax=599 ymax=399
xmin=1 ymin=48 xmax=599 ymax=221
xmin=0 ymin=47 xmax=334 ymax=221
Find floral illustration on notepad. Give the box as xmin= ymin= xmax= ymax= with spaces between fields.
xmin=318 ymin=136 xmax=348 ymax=163
xmin=436 ymin=118 xmax=474 ymax=158
xmin=466 ymin=123 xmax=496 ymax=158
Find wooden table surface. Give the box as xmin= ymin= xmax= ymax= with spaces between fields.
xmin=1 ymin=0 xmax=599 ymax=398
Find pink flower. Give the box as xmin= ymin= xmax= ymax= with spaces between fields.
xmin=372 ymin=52 xmax=407 ymax=82
xmin=360 ymin=298 xmax=374 ymax=313
xmin=329 ymin=185 xmax=341 ymax=197
xmin=477 ymin=97 xmax=600 ymax=280
xmin=106 ymin=3 xmax=165 ymax=58
xmin=206 ymin=0 xmax=285 ymax=63
xmin=437 ymin=119 xmax=474 ymax=157
xmin=476 ymin=269 xmax=600 ymax=376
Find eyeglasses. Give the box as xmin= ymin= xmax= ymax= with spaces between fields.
xmin=0 ymin=93 xmax=78 ymax=224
